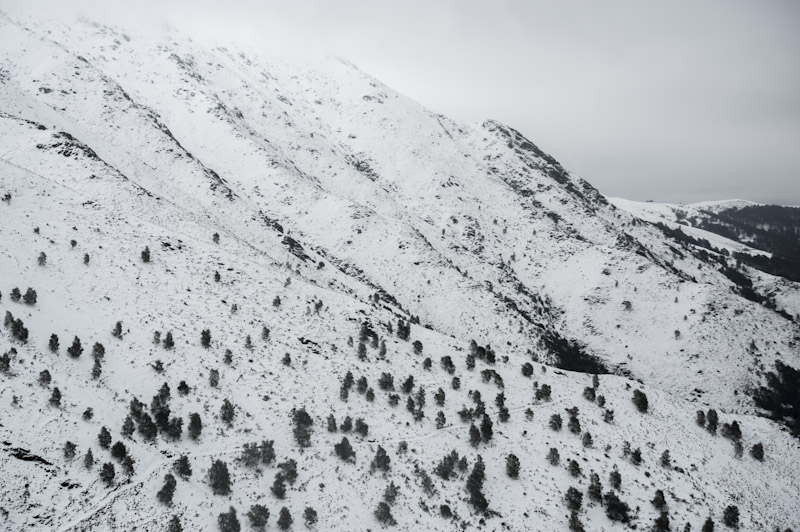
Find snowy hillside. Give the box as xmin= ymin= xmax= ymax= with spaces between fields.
xmin=1 ymin=10 xmax=799 ymax=532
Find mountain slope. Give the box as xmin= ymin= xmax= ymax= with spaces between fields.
xmin=1 ymin=11 xmax=799 ymax=532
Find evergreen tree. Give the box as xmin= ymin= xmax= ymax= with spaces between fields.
xmin=706 ymin=409 xmax=719 ymax=435
xmin=384 ymin=482 xmax=399 ymax=505
xmin=188 ymin=413 xmax=202 ymax=440
xmin=92 ymin=342 xmax=105 ymax=360
xmin=49 ymin=387 xmax=62 ymax=407
xmin=10 ymin=287 xmax=21 ymax=301
xmin=100 ymin=462 xmax=115 ymax=486
xmin=750 ymin=442 xmax=764 ymax=461
xmin=157 ymin=473 xmax=177 ymax=506
xmin=83 ymin=253 xmax=90 ymax=265
xmin=549 ymin=414 xmax=563 ymax=431
xmin=480 ymin=414 xmax=493 ymax=442
xmin=547 ymin=447 xmax=560 ymax=466
xmin=304 ymin=507 xmax=318 ymax=526
xmin=654 ymin=512 xmax=671 ymax=532
xmin=201 ymin=329 xmax=211 ymax=348
xmin=271 ymin=473 xmax=286 ymax=499
xmin=568 ymin=459 xmax=581 ymax=477
xmin=466 ymin=456 xmax=488 ymax=513
xmin=582 ymin=432 xmax=593 ymax=448
xmin=220 ymin=398 xmax=235 ymax=426
xmin=38 ymin=369 xmax=51 ymax=387
xmin=64 ymin=441 xmax=77 ymax=460
xmin=661 ymin=450 xmax=672 ymax=468
xmin=565 ymin=486 xmax=583 ymax=511
xmin=469 ymin=424 xmax=481 ymax=447
xmin=722 ymin=505 xmax=739 ymax=528
xmin=436 ymin=411 xmax=446 ymax=429
xmin=138 ymin=413 xmax=158 ymax=441
xmin=22 ymin=288 xmax=37 ymax=305
xmin=370 ymin=446 xmax=391 ymax=474
xmin=702 ymin=518 xmax=715 ymax=532
xmin=335 ymin=437 xmax=356 ymax=462
xmin=506 ymin=453 xmax=520 ymax=478
xmin=652 ymin=489 xmax=667 ymax=510
xmin=82 ymin=407 xmax=94 ymax=421
xmin=141 ymin=246 xmax=151 ymax=263
xmin=277 ymin=507 xmax=293 ymax=531
xmin=609 ymin=469 xmax=621 ymax=490
xmin=173 ymin=455 xmax=192 ymax=479
xmin=292 ymin=406 xmax=314 ymax=448
xmin=604 ymin=491 xmax=631 ymax=522
xmin=167 ymin=515 xmax=182 ymax=532
xmin=111 ymin=441 xmax=127 ymax=461
xmin=568 ymin=511 xmax=586 ymax=532
xmin=98 ymin=426 xmax=112 ymax=449
xmin=112 ymin=321 xmax=123 ymax=339
xmin=247 ymin=504 xmax=270 ymax=530
xmin=92 ymin=358 xmax=102 ymax=379
xmin=121 ymin=455 xmax=135 ymax=476
xmin=163 ymin=331 xmax=175 ymax=350
xmin=67 ymin=336 xmax=83 ymax=358
xmin=588 ymin=472 xmax=603 ymax=502
xmin=374 ymin=502 xmax=396 ymax=526
xmin=632 ymin=389 xmax=649 ymax=413
xmin=218 ymin=507 xmax=241 ymax=532
xmin=83 ymin=449 xmax=95 ymax=469
xmin=38 ymin=252 xmax=47 ymax=266
xmin=209 ymin=459 xmax=232 ymax=495
xmin=49 ymin=334 xmax=59 ymax=353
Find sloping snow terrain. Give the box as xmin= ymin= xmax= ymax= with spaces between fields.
xmin=1 ymin=11 xmax=799 ymax=532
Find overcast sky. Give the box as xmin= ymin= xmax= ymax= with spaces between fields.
xmin=5 ymin=0 xmax=800 ymax=205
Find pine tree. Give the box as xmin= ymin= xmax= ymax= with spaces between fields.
xmin=98 ymin=426 xmax=112 ymax=449
xmin=167 ymin=515 xmax=182 ymax=532
xmin=157 ymin=473 xmax=177 ymax=506
xmin=582 ymin=432 xmax=593 ymax=448
xmin=722 ymin=505 xmax=739 ymax=528
xmin=652 ymin=489 xmax=667 ymax=510
xmin=609 ymin=468 xmax=621 ymax=490
xmin=138 ymin=413 xmax=158 ymax=441
xmin=750 ymin=442 xmax=764 ymax=461
xmin=112 ymin=321 xmax=123 ymax=339
xmin=565 ymin=486 xmax=583 ymax=511
xmin=604 ymin=491 xmax=631 ymax=522
xmin=480 ymin=414 xmax=493 ymax=442
xmin=549 ymin=413 xmax=563 ymax=431
xmin=100 ymin=462 xmax=115 ymax=486
xmin=38 ymin=252 xmax=47 ymax=266
xmin=661 ymin=450 xmax=672 ymax=468
xmin=209 ymin=459 xmax=232 ymax=495
xmin=374 ymin=502 xmax=396 ymax=526
xmin=121 ymin=455 xmax=135 ymax=476
xmin=67 ymin=336 xmax=83 ymax=358
xmin=201 ymin=329 xmax=211 ymax=348
xmin=706 ymin=409 xmax=718 ymax=435
xmin=632 ymin=389 xmax=649 ymax=413
xmin=111 ymin=441 xmax=127 ymax=461
xmin=49 ymin=387 xmax=62 ymax=407
xmin=547 ymin=447 xmax=560 ymax=466
xmin=436 ymin=411 xmax=446 ymax=429
xmin=469 ymin=424 xmax=481 ymax=447
xmin=83 ymin=449 xmax=95 ymax=469
xmin=49 ymin=334 xmax=59 ymax=353
xmin=209 ymin=369 xmax=220 ymax=388
xmin=271 ymin=473 xmax=286 ymax=499
xmin=163 ymin=331 xmax=174 ymax=350
xmin=303 ymin=507 xmax=318 ymax=526
xmin=466 ymin=456 xmax=488 ymax=513
xmin=701 ymin=518 xmax=715 ymax=532
xmin=38 ymin=369 xmax=51 ymax=387
xmin=141 ymin=246 xmax=151 ymax=263
xmin=335 ymin=437 xmax=356 ymax=462
xmin=248 ymin=505 xmax=270 ymax=530
xmin=277 ymin=507 xmax=292 ymax=530
xmin=64 ymin=441 xmax=77 ymax=460
xmin=22 ymin=288 xmax=37 ymax=305
xmin=506 ymin=453 xmax=520 ymax=478
xmin=654 ymin=512 xmax=671 ymax=532
xmin=121 ymin=416 xmax=135 ymax=438
xmin=220 ymin=398 xmax=235 ymax=426
xmin=173 ymin=455 xmax=192 ymax=479
xmin=588 ymin=472 xmax=603 ymax=502
xmin=370 ymin=446 xmax=391 ymax=474
xmin=218 ymin=507 xmax=241 ymax=532
xmin=83 ymin=253 xmax=90 ymax=265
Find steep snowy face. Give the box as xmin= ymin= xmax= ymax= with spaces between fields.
xmin=1 ymin=11 xmax=800 ymax=532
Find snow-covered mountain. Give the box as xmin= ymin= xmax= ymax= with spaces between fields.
xmin=1 ymin=11 xmax=799 ymax=532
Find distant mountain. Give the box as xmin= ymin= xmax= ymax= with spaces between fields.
xmin=1 ymin=11 xmax=799 ymax=532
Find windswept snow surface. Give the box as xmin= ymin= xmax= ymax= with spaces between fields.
xmin=1 ymin=11 xmax=799 ymax=532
